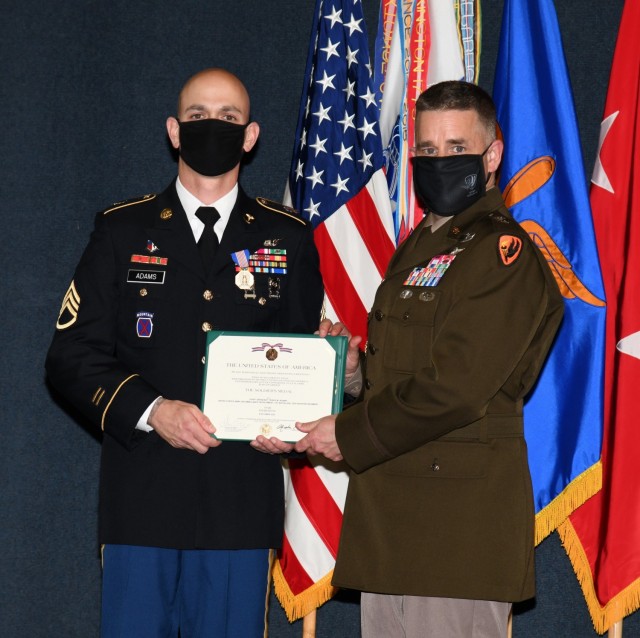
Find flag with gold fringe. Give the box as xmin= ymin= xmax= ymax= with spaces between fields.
xmin=559 ymin=0 xmax=640 ymax=632
xmin=493 ymin=0 xmax=605 ymax=545
xmin=275 ymin=0 xmax=396 ymax=621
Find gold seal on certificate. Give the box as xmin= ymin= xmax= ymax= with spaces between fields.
xmin=201 ymin=331 xmax=347 ymax=442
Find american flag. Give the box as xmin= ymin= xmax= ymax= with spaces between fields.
xmin=275 ymin=0 xmax=395 ymax=622
xmin=285 ymin=0 xmax=395 ymax=341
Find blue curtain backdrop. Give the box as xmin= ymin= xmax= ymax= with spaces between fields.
xmin=0 ymin=1 xmax=633 ymax=636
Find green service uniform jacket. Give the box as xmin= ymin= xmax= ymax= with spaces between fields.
xmin=333 ymin=188 xmax=563 ymax=602
xmin=46 ymin=182 xmax=323 ymax=550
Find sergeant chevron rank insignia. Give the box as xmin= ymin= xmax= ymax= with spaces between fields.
xmin=56 ymin=280 xmax=81 ymax=330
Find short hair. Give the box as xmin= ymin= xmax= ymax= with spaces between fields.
xmin=415 ymin=81 xmax=497 ymax=142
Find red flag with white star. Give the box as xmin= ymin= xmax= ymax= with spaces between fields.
xmin=558 ymin=0 xmax=640 ymax=632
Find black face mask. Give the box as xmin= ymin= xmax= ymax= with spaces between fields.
xmin=412 ymin=146 xmax=491 ymax=216
xmin=178 ymin=119 xmax=248 ymax=177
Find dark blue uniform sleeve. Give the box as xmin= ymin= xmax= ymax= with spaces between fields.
xmin=46 ymin=211 xmax=160 ymax=449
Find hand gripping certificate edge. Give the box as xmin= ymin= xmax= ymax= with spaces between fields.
xmin=201 ymin=331 xmax=347 ymax=442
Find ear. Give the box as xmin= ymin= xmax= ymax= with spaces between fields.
xmin=166 ymin=116 xmax=181 ymax=150
xmin=486 ymin=138 xmax=504 ymax=175
xmin=243 ymin=121 xmax=260 ymax=153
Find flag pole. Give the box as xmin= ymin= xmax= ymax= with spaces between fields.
xmin=302 ymin=609 xmax=317 ymax=638
xmin=507 ymin=609 xmax=512 ymax=638
xmin=608 ymin=620 xmax=623 ymax=637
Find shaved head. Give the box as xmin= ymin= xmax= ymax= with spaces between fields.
xmin=177 ymin=68 xmax=251 ymax=122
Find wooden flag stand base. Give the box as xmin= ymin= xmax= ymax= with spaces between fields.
xmin=302 ymin=610 xmax=317 ymax=637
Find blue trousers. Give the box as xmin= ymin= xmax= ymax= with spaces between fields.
xmin=101 ymin=545 xmax=271 ymax=638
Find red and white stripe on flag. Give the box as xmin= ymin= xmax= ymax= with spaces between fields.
xmin=317 ymin=170 xmax=396 ymax=341
xmin=275 ymin=0 xmax=395 ymax=621
xmin=273 ymin=457 xmax=349 ymax=620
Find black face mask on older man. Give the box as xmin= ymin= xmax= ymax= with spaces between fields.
xmin=178 ymin=119 xmax=248 ymax=177
xmin=412 ymin=146 xmax=491 ymax=216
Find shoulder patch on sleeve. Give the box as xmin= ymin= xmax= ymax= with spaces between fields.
xmin=56 ymin=280 xmax=81 ymax=330
xmin=255 ymin=197 xmax=306 ymax=225
xmin=498 ymin=235 xmax=523 ymax=266
xmin=103 ymin=193 xmax=157 ymax=215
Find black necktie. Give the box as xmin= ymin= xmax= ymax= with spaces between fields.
xmin=195 ymin=206 xmax=220 ymax=273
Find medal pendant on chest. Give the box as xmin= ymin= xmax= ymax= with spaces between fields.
xmin=235 ymin=268 xmax=255 ymax=291
xmin=236 ymin=268 xmax=257 ymax=298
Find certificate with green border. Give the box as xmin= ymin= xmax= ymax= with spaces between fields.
xmin=201 ymin=331 xmax=347 ymax=442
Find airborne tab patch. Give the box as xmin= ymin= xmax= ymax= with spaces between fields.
xmin=499 ymin=235 xmax=523 ymax=266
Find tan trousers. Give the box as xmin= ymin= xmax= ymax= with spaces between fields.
xmin=361 ymin=593 xmax=511 ymax=638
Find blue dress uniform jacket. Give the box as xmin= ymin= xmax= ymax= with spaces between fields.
xmin=46 ymin=182 xmax=324 ymax=550
xmin=332 ymin=188 xmax=564 ymax=602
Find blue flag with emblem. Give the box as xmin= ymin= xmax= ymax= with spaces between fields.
xmin=493 ymin=0 xmax=606 ymax=543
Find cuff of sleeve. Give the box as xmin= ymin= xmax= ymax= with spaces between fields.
xmin=102 ymin=375 xmax=160 ymax=448
xmin=336 ymin=401 xmax=391 ymax=474
xmin=344 ymin=365 xmax=363 ymax=397
xmin=135 ymin=397 xmax=161 ymax=432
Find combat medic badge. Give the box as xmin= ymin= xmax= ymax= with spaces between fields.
xmin=232 ymin=249 xmax=256 ymax=299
